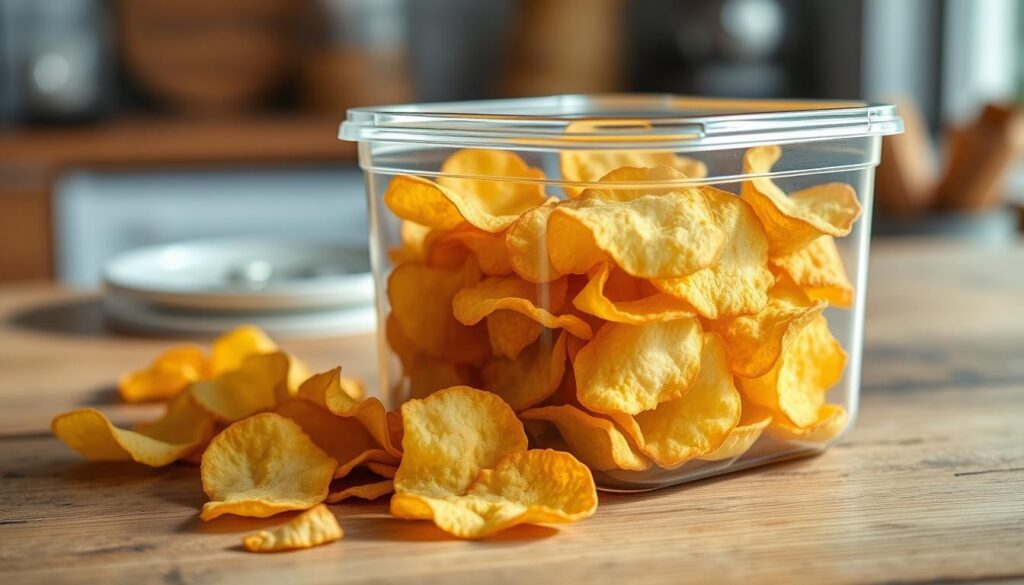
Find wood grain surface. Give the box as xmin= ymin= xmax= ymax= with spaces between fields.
xmin=0 ymin=239 xmax=1022 ymax=584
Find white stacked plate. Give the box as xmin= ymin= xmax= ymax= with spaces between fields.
xmin=102 ymin=239 xmax=377 ymax=338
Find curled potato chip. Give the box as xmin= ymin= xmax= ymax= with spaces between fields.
xmin=739 ymin=315 xmax=847 ymax=428
xmin=334 ymin=448 xmax=401 ymax=480
xmin=698 ymin=402 xmax=773 ymax=461
xmin=481 ymin=331 xmax=567 ymax=411
xmin=242 ymin=504 xmax=343 ymax=553
xmin=211 ymin=325 xmax=277 ymax=375
xmin=273 ymin=399 xmax=381 ymax=477
xmin=404 ymin=355 xmax=471 ymax=400
xmin=52 ymin=392 xmax=214 ymax=467
xmin=741 ymin=145 xmax=862 ymax=255
xmin=611 ymin=334 xmax=742 ymax=468
xmin=486 ymin=311 xmax=543 ymax=360
xmin=388 ymin=260 xmax=490 ymax=364
xmin=190 ymin=352 xmax=290 ymax=422
xmin=583 ymin=165 xmax=699 ymax=201
xmin=767 ymin=404 xmax=849 ymax=443
xmin=200 ymin=413 xmax=337 ymax=521
xmin=575 ymin=318 xmax=703 ymax=415
xmin=424 ymin=223 xmax=514 ymax=276
xmin=366 ymin=461 xmax=398 ymax=479
xmin=506 ymin=199 xmax=564 ymax=283
xmin=395 ymin=386 xmax=527 ymax=497
xmin=391 ymin=449 xmax=597 ymax=539
xmin=574 ymin=263 xmax=693 ymax=324
xmin=452 ymin=275 xmax=593 ymax=340
xmin=297 ymin=367 xmax=402 ymax=458
xmin=547 ymin=187 xmax=725 ymax=279
xmin=385 ymin=150 xmax=547 ymax=234
xmin=520 ymin=405 xmax=651 ymax=471
xmin=118 ymin=345 xmax=208 ymax=403
xmin=709 ymin=289 xmax=827 ymax=379
xmin=770 ymin=236 xmax=855 ymax=309
xmin=651 ymin=187 xmax=773 ymax=319
xmin=327 ymin=478 xmax=395 ymax=503
xmin=389 ymin=220 xmax=431 ymax=264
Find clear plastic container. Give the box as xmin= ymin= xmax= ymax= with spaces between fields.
xmin=340 ymin=95 xmax=903 ymax=490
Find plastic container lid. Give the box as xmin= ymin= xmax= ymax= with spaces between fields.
xmin=340 ymin=94 xmax=904 ymax=152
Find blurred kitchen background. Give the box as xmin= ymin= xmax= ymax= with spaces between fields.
xmin=0 ymin=0 xmax=1021 ymax=287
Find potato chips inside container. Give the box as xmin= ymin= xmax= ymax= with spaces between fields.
xmin=340 ymin=95 xmax=903 ymax=490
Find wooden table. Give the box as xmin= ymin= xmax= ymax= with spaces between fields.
xmin=1 ymin=240 xmax=1022 ymax=584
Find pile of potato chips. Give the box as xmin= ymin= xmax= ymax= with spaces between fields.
xmin=385 ymin=146 xmax=858 ymax=475
xmin=53 ymin=326 xmax=599 ymax=549
xmin=52 ymin=142 xmax=860 ymax=550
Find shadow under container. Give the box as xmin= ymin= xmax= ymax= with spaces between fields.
xmin=340 ymin=95 xmax=903 ymax=491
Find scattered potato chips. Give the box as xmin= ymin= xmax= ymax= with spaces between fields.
xmin=741 ymin=145 xmax=862 ymax=255
xmin=242 ymin=504 xmax=343 ymax=553
xmin=52 ymin=392 xmax=213 ymax=467
xmin=200 ymin=413 xmax=337 ymax=521
xmin=190 ymin=352 xmax=290 ymax=423
xmin=739 ymin=315 xmax=847 ymax=428
xmin=611 ymin=335 xmax=742 ymax=468
xmin=574 ymin=318 xmax=703 ymax=415
xmin=118 ymin=345 xmax=208 ymax=403
xmin=770 ymin=235 xmax=855 ymax=309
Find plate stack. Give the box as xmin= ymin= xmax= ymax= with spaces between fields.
xmin=102 ymin=239 xmax=376 ymax=338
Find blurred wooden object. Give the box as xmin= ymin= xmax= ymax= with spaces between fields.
xmin=0 ymin=116 xmax=354 ymax=281
xmin=934 ymin=104 xmax=1024 ymax=212
xmin=500 ymin=0 xmax=625 ymax=96
xmin=118 ymin=0 xmax=301 ymax=115
xmin=875 ymin=98 xmax=937 ymax=215
xmin=876 ymin=99 xmax=1023 ymax=218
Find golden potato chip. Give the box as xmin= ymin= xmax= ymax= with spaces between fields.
xmin=767 ymin=404 xmax=849 ymax=443
xmin=404 ymin=355 xmax=470 ymax=400
xmin=389 ymin=220 xmax=431 ymax=264
xmin=210 ymin=325 xmax=277 ymax=375
xmin=385 ymin=312 xmax=420 ymax=370
xmin=273 ymin=399 xmax=381 ymax=476
xmin=741 ymin=145 xmax=862 ymax=255
xmin=242 ymin=504 xmax=342 ymax=553
xmin=388 ymin=260 xmax=490 ymax=364
xmin=611 ymin=334 xmax=741 ymax=467
xmin=320 ymin=378 xmax=402 ymax=458
xmin=391 ymin=449 xmax=597 ymax=539
xmin=481 ymin=331 xmax=567 ymax=411
xmin=438 ymin=148 xmax=547 ymax=209
xmin=582 ymin=165 xmax=697 ymax=201
xmin=575 ymin=317 xmax=703 ymax=415
xmin=709 ymin=291 xmax=827 ymax=379
xmin=394 ymin=386 xmax=527 ymax=497
xmin=486 ymin=310 xmax=543 ymax=359
xmin=385 ymin=150 xmax=547 ymax=234
xmin=770 ymin=236 xmax=855 ymax=309
xmin=200 ymin=413 xmax=337 ymax=521
xmin=190 ymin=352 xmax=290 ymax=422
xmin=52 ymin=392 xmax=214 ymax=467
xmin=651 ymin=187 xmax=773 ymax=319
xmin=506 ymin=199 xmax=564 ymax=283
xmin=452 ymin=275 xmax=593 ymax=340
xmin=424 ymin=223 xmax=514 ymax=276
xmin=547 ymin=187 xmax=725 ymax=279
xmin=327 ymin=478 xmax=395 ymax=503
xmin=118 ymin=345 xmax=208 ymax=403
xmin=698 ymin=402 xmax=773 ymax=461
xmin=739 ymin=315 xmax=847 ymax=428
xmin=573 ymin=263 xmax=694 ymax=324
xmin=520 ymin=405 xmax=651 ymax=471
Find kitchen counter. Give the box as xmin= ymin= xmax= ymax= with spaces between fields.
xmin=0 ymin=239 xmax=1022 ymax=584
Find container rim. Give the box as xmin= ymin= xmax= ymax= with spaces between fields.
xmin=339 ymin=94 xmax=904 ymax=151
